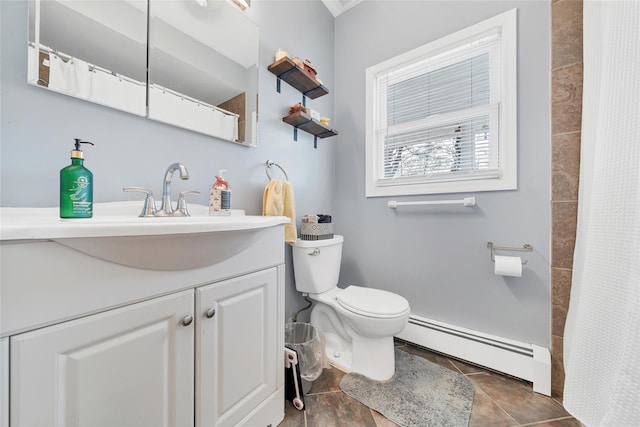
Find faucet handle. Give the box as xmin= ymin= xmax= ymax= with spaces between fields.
xmin=176 ymin=191 xmax=201 ymax=217
xmin=123 ymin=187 xmax=157 ymax=217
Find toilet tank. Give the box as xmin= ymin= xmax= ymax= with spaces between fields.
xmin=292 ymin=235 xmax=344 ymax=294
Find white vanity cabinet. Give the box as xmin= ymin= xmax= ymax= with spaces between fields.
xmin=10 ymin=290 xmax=196 ymax=427
xmin=196 ymin=269 xmax=279 ymax=427
xmin=1 ymin=338 xmax=8 ymax=427
xmin=1 ymin=216 xmax=288 ymax=427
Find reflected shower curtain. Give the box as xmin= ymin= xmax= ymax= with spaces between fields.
xmin=563 ymin=1 xmax=640 ymax=425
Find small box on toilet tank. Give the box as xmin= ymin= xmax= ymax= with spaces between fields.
xmin=300 ymin=223 xmax=333 ymax=240
xmin=301 ymin=214 xmax=333 ymax=240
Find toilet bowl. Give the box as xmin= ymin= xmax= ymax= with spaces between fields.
xmin=292 ymin=236 xmax=410 ymax=381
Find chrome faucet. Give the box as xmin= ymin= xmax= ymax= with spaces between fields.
xmin=158 ymin=163 xmax=189 ymax=216
xmin=123 ymin=163 xmax=199 ymax=217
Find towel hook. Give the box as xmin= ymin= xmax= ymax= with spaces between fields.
xmin=265 ymin=160 xmax=289 ymax=181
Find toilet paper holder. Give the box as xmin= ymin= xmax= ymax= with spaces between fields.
xmin=487 ymin=242 xmax=533 ymax=264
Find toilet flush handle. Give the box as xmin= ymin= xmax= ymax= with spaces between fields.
xmin=308 ymin=248 xmax=321 ymax=256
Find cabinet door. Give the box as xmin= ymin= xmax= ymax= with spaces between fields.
xmin=10 ymin=290 xmax=195 ymax=427
xmin=1 ymin=338 xmax=7 ymax=427
xmin=196 ymin=269 xmax=278 ymax=427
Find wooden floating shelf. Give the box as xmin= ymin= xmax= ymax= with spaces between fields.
xmin=283 ymin=111 xmax=338 ymax=138
xmin=268 ymin=57 xmax=329 ymax=99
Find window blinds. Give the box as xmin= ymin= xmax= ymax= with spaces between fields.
xmin=376 ymin=31 xmax=501 ymax=184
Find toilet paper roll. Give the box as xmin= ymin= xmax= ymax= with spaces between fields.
xmin=494 ymin=255 xmax=523 ymax=277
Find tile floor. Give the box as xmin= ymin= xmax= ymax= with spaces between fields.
xmin=279 ymin=341 xmax=581 ymax=427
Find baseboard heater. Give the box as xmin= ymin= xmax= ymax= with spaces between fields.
xmin=396 ymin=314 xmax=551 ymax=396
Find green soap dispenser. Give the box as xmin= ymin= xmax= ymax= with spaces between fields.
xmin=60 ymin=139 xmax=95 ymax=218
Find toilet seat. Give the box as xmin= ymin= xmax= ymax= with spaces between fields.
xmin=336 ymin=286 xmax=409 ymax=318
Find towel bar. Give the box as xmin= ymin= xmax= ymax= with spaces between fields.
xmin=388 ymin=197 xmax=476 ymax=208
xmin=265 ymin=160 xmax=289 ymax=181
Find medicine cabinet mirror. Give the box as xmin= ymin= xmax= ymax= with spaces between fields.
xmin=27 ymin=0 xmax=259 ymax=146
xmin=27 ymin=0 xmax=148 ymax=116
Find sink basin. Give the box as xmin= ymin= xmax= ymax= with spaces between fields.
xmin=0 ymin=201 xmax=290 ymax=270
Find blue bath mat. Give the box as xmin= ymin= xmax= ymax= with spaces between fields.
xmin=339 ymin=348 xmax=474 ymax=427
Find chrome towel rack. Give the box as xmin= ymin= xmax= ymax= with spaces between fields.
xmin=487 ymin=242 xmax=533 ymax=264
xmin=265 ymin=160 xmax=289 ymax=181
xmin=388 ymin=197 xmax=476 ymax=209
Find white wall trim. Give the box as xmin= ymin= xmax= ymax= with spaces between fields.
xmin=396 ymin=314 xmax=551 ymax=396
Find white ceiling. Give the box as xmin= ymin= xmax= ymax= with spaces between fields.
xmin=321 ymin=0 xmax=366 ymax=17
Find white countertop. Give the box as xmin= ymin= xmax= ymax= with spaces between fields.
xmin=0 ymin=202 xmax=290 ymax=240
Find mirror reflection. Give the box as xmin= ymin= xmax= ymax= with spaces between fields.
xmin=28 ymin=0 xmax=148 ymax=116
xmin=148 ymin=0 xmax=258 ymax=144
xmin=27 ymin=0 xmax=259 ymax=145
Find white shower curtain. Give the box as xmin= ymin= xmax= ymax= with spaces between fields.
xmin=563 ymin=1 xmax=640 ymax=426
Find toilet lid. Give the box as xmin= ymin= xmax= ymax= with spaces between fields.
xmin=336 ymin=286 xmax=409 ymax=318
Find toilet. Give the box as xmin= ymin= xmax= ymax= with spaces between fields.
xmin=292 ymin=235 xmax=410 ymax=381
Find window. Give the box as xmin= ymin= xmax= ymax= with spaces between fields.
xmin=365 ymin=9 xmax=517 ymax=197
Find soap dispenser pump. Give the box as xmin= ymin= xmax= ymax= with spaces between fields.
xmin=209 ymin=170 xmax=231 ymax=216
xmin=60 ymin=139 xmax=95 ymax=218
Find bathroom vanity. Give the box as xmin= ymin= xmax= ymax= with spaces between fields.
xmin=0 ymin=203 xmax=289 ymax=427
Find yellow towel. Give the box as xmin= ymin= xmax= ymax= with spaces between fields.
xmin=263 ymin=179 xmax=297 ymax=244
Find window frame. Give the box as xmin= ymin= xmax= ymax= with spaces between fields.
xmin=365 ymin=9 xmax=518 ymax=197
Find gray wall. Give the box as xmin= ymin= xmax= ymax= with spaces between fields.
xmin=0 ymin=0 xmax=335 ymax=322
xmin=333 ymin=1 xmax=551 ymax=347
xmin=2 ymin=0 xmax=553 ymax=347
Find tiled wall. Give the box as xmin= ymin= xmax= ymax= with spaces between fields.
xmin=550 ymin=0 xmax=583 ymax=398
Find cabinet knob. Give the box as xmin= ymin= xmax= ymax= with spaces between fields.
xmin=181 ymin=315 xmax=194 ymax=326
xmin=205 ymin=308 xmax=216 ymax=319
